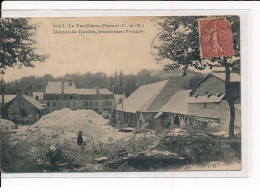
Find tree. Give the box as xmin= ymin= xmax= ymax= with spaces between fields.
xmin=0 ymin=18 xmax=48 ymax=118
xmin=153 ymin=16 xmax=240 ymax=138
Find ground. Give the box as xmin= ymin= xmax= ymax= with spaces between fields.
xmin=0 ymin=108 xmax=241 ymax=172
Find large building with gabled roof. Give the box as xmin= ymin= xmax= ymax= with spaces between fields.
xmin=155 ymin=72 xmax=241 ymax=133
xmin=43 ymin=80 xmax=115 ymax=113
xmin=115 ymin=79 xmax=175 ymax=129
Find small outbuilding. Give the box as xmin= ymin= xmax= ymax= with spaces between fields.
xmin=6 ymin=91 xmax=45 ymax=124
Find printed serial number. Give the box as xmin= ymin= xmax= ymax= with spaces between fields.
xmin=53 ymin=24 xmax=66 ymax=28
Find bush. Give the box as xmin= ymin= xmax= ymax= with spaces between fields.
xmin=37 ymin=146 xmax=81 ymax=172
xmin=0 ymin=130 xmax=41 ymax=172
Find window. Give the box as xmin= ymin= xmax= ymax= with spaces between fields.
xmin=35 ymin=95 xmax=39 ymax=100
xmin=73 ymin=102 xmax=76 ymax=107
xmin=84 ymin=101 xmax=88 ymax=106
xmin=204 ymin=103 xmax=206 ymax=108
xmin=90 ymin=101 xmax=93 ymax=106
xmin=70 ymin=95 xmax=73 ymax=100
xmin=55 ymin=95 xmax=59 ymax=100
xmin=66 ymin=102 xmax=70 ymax=107
xmin=53 ymin=102 xmax=56 ymax=107
xmin=95 ymin=101 xmax=98 ymax=106
xmin=47 ymin=102 xmax=50 ymax=107
xmin=58 ymin=102 xmax=62 ymax=107
xmin=103 ymin=101 xmax=112 ymax=106
xmin=217 ymin=92 xmax=223 ymax=97
xmin=103 ymin=108 xmax=111 ymax=112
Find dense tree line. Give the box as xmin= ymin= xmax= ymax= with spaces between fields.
xmin=4 ymin=69 xmax=203 ymax=97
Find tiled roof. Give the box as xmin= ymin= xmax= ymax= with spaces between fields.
xmin=116 ymin=80 xmax=171 ymax=113
xmin=77 ymin=88 xmax=113 ymax=95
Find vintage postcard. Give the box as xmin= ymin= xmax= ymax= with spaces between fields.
xmin=0 ymin=16 xmax=242 ymax=173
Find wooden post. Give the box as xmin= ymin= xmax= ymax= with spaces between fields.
xmin=121 ymin=98 xmax=124 ymax=126
xmin=1 ymin=71 xmax=5 ymax=119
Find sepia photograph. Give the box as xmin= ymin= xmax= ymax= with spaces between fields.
xmin=0 ymin=16 xmax=241 ymax=173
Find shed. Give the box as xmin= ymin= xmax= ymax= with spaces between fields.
xmin=0 ymin=95 xmax=16 ymax=119
xmin=154 ymin=90 xmax=191 ymax=129
xmin=7 ymin=94 xmax=45 ymax=124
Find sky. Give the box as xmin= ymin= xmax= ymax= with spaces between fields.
xmin=4 ymin=17 xmax=163 ymax=82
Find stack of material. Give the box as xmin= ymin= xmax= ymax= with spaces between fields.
xmin=0 ymin=119 xmax=15 ymax=130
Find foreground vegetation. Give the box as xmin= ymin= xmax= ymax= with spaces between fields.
xmin=0 ymin=120 xmax=241 ymax=172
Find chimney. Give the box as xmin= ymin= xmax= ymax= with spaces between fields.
xmin=61 ymin=81 xmax=65 ymax=94
xmin=16 ymin=89 xmax=23 ymax=96
xmin=28 ymin=86 xmax=33 ymax=97
xmin=96 ymin=87 xmax=100 ymax=94
xmin=68 ymin=79 xmax=72 ymax=87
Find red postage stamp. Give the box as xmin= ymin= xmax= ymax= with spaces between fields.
xmin=199 ymin=18 xmax=234 ymax=58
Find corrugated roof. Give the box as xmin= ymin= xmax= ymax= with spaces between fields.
xmin=77 ymin=89 xmax=113 ymax=95
xmin=115 ymin=80 xmax=168 ymax=113
xmin=157 ymin=90 xmax=192 ymax=115
xmin=211 ymin=72 xmax=240 ymax=82
xmin=188 ymin=94 xmax=224 ymax=103
xmin=0 ymin=95 xmax=16 ymax=103
xmin=32 ymin=92 xmax=44 ymax=100
xmin=22 ymin=95 xmax=45 ymax=110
